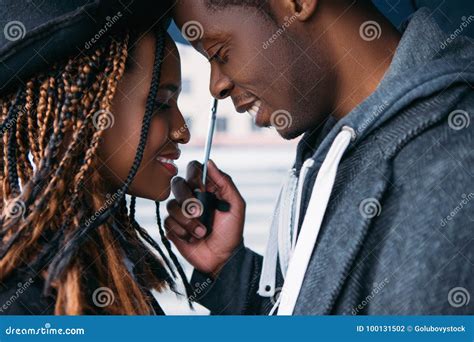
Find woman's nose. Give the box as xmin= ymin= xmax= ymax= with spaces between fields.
xmin=170 ymin=108 xmax=190 ymax=144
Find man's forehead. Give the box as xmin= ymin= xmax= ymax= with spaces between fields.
xmin=173 ymin=0 xmax=245 ymax=26
xmin=173 ymin=0 xmax=208 ymax=20
xmin=174 ymin=2 xmax=231 ymax=44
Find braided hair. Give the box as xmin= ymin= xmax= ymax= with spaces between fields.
xmin=0 ymin=27 xmax=193 ymax=314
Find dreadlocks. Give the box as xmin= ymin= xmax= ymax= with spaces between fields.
xmin=0 ymin=27 xmax=192 ymax=315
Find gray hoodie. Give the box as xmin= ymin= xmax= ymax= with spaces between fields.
xmin=191 ymin=8 xmax=474 ymax=315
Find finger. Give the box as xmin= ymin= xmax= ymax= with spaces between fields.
xmin=166 ymin=199 xmax=199 ymax=225
xmin=163 ymin=215 xmax=191 ymax=241
xmin=206 ymin=159 xmax=243 ymax=206
xmin=167 ymin=230 xmax=197 ymax=259
xmin=166 ymin=200 xmax=207 ymax=239
xmin=171 ymin=177 xmax=195 ymax=204
xmin=186 ymin=160 xmax=204 ymax=191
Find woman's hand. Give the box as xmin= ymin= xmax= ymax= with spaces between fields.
xmin=164 ymin=160 xmax=245 ymax=277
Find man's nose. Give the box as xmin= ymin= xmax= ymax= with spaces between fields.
xmin=210 ymin=67 xmax=233 ymax=99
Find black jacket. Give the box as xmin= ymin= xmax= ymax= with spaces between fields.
xmin=0 ymin=271 xmax=54 ymax=315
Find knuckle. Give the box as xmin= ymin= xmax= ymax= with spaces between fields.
xmin=163 ymin=216 xmax=173 ymax=229
xmin=173 ymin=206 xmax=194 ymax=227
xmin=164 ymin=218 xmax=184 ymax=235
xmin=187 ymin=160 xmax=202 ymax=169
xmin=166 ymin=199 xmax=178 ymax=211
xmin=171 ymin=176 xmax=185 ymax=187
xmin=222 ymin=172 xmax=232 ymax=182
xmin=180 ymin=216 xmax=195 ymax=229
xmin=171 ymin=177 xmax=185 ymax=192
xmin=175 ymin=177 xmax=193 ymax=192
xmin=173 ymin=226 xmax=187 ymax=237
xmin=187 ymin=161 xmax=203 ymax=176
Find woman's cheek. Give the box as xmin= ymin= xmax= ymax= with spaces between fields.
xmin=147 ymin=116 xmax=170 ymax=151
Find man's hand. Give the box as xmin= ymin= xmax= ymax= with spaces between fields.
xmin=164 ymin=159 xmax=245 ymax=276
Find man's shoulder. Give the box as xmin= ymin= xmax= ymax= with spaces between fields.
xmin=373 ymin=90 xmax=474 ymax=234
xmin=389 ymin=91 xmax=473 ymax=187
xmin=365 ymin=95 xmax=473 ymax=314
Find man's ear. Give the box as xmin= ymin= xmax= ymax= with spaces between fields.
xmin=290 ymin=0 xmax=318 ymax=21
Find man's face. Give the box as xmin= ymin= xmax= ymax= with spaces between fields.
xmin=174 ymin=1 xmax=335 ymax=140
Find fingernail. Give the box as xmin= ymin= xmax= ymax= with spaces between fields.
xmin=194 ymin=226 xmax=207 ymax=238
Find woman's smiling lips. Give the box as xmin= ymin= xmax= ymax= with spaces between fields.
xmin=156 ymin=150 xmax=180 ymax=175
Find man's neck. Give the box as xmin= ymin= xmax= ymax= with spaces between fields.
xmin=315 ymin=2 xmax=402 ymax=119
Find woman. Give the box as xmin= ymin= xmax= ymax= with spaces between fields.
xmin=0 ymin=24 xmax=192 ymax=315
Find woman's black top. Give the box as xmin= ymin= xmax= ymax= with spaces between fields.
xmin=0 ymin=270 xmax=165 ymax=315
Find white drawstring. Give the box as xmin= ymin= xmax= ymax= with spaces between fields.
xmin=278 ymin=170 xmax=298 ymax=278
xmin=291 ymin=159 xmax=315 ymax=252
xmin=259 ymin=167 xmax=299 ymax=297
xmin=268 ymin=293 xmax=282 ymax=316
xmin=276 ymin=126 xmax=356 ymax=315
xmin=258 ymin=187 xmax=283 ymax=297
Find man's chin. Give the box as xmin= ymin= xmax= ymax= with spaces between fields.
xmin=277 ymin=127 xmax=305 ymax=141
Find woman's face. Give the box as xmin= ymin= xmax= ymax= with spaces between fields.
xmin=98 ymin=33 xmax=190 ymax=201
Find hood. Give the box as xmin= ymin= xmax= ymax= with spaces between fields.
xmin=0 ymin=0 xmax=173 ymax=95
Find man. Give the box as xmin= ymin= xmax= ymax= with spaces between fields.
xmin=165 ymin=0 xmax=474 ymax=315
